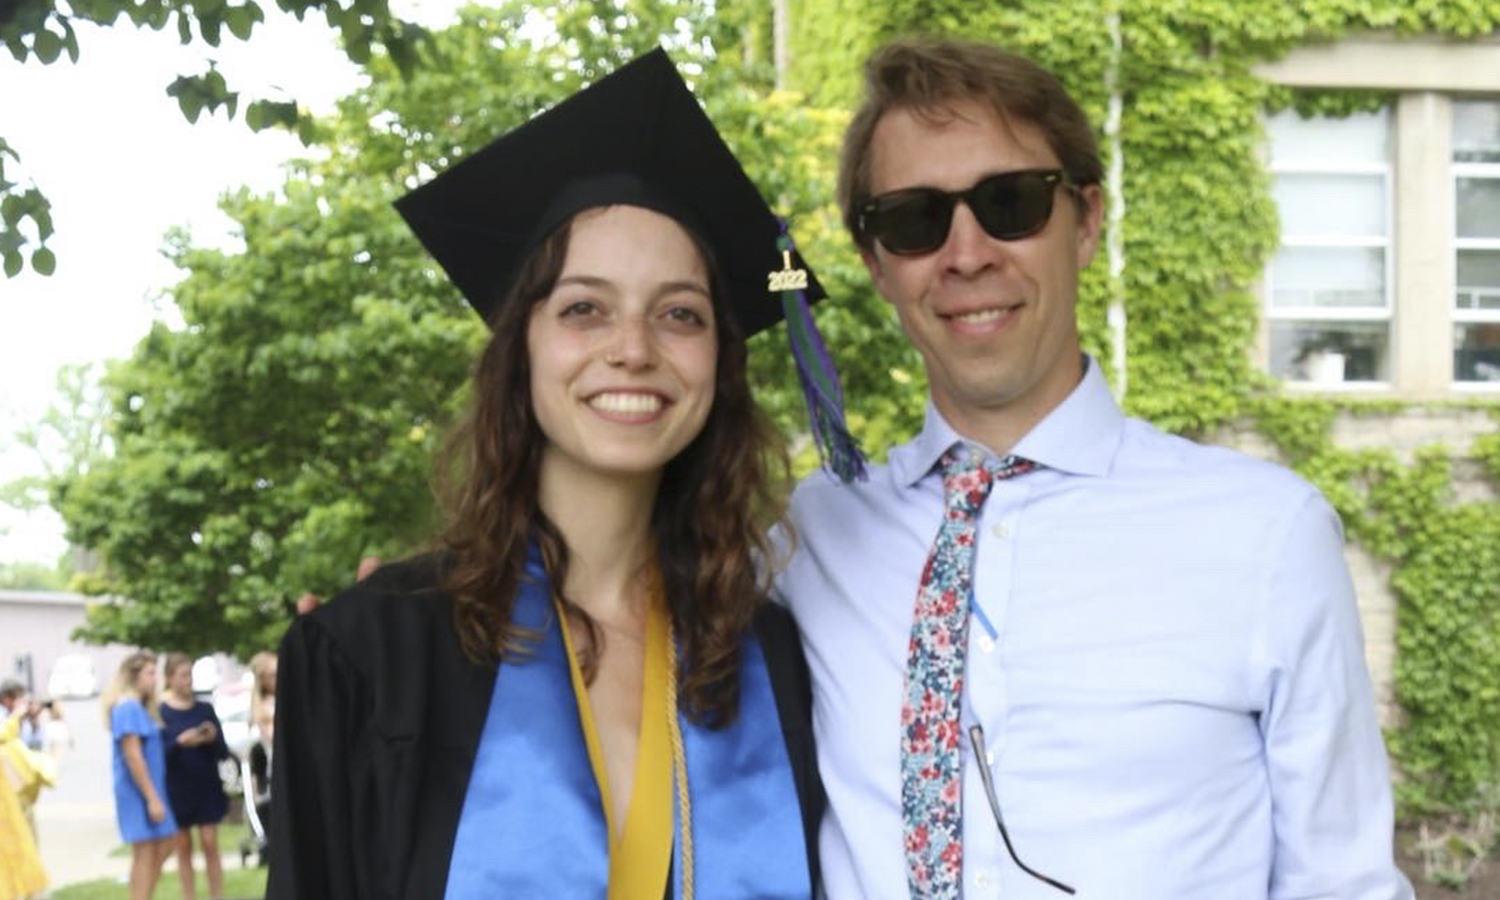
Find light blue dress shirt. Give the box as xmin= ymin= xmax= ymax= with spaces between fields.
xmin=776 ymin=359 xmax=1412 ymax=900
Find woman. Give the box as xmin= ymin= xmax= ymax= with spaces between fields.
xmin=104 ymin=652 xmax=177 ymax=900
xmin=247 ymin=651 xmax=276 ymax=741
xmin=0 ymin=708 xmax=47 ymax=900
xmin=269 ymin=50 xmax=826 ymax=899
xmin=159 ymin=653 xmax=231 ymax=900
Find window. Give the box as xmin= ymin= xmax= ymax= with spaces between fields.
xmin=1265 ymin=108 xmax=1392 ymax=385
xmin=1454 ymin=99 xmax=1500 ymax=385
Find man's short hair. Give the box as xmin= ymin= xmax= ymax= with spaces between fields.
xmin=838 ymin=36 xmax=1105 ymax=250
xmin=0 ymin=679 xmax=24 ymax=701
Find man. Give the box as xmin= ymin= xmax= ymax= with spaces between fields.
xmin=0 ymin=678 xmax=43 ymax=751
xmin=776 ymin=37 xmax=1413 ymax=899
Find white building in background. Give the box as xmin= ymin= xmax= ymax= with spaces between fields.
xmin=0 ymin=590 xmax=131 ymax=700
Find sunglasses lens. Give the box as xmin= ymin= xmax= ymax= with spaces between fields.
xmin=862 ymin=170 xmax=1066 ymax=255
xmin=971 ymin=171 xmax=1057 ymax=240
xmin=868 ymin=190 xmax=953 ymax=255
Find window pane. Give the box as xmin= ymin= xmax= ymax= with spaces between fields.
xmin=1269 ymin=321 xmax=1389 ymax=383
xmin=1270 ymin=246 xmax=1386 ymax=309
xmin=1454 ymin=323 xmax=1500 ymax=382
xmin=1268 ymin=107 xmax=1391 ymax=166
xmin=1456 ymin=177 xmax=1500 ymax=238
xmin=1275 ymin=173 xmax=1386 ymax=237
xmin=1454 ymin=100 xmax=1500 ymax=164
xmin=1457 ymin=249 xmax=1500 ymax=310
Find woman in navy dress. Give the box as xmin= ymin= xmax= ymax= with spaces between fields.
xmin=160 ymin=653 xmax=231 ymax=900
xmin=104 ymin=651 xmax=177 ymax=900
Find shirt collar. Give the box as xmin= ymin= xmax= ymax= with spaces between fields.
xmin=891 ymin=355 xmax=1126 ymax=487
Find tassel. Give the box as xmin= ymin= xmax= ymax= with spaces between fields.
xmin=769 ymin=221 xmax=867 ymax=483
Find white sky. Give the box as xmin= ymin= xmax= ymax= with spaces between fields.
xmin=0 ymin=0 xmax=464 ymax=565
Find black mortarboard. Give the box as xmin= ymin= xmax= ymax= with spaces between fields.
xmin=394 ymin=47 xmax=822 ymax=338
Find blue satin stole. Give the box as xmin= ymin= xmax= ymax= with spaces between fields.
xmin=442 ymin=554 xmax=811 ymax=899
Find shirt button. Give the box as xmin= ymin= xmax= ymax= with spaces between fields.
xmin=974 ymin=871 xmax=992 ymax=888
xmin=991 ymin=522 xmax=1010 ymax=539
xmin=978 ymin=635 xmax=996 ymax=654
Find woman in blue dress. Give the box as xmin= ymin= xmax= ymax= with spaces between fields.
xmin=104 ymin=651 xmax=177 ymax=900
xmin=160 ymin=652 xmax=231 ymax=900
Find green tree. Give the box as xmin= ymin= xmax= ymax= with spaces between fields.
xmin=1 ymin=361 xmax=111 ymax=514
xmin=56 ymin=171 xmax=481 ymax=657
xmin=51 ymin=0 xmax=917 ymax=659
xmin=0 ymin=559 xmax=70 ymax=590
xmin=0 ymin=0 xmax=425 ymax=279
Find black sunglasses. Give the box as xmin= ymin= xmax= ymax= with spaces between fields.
xmin=856 ymin=168 xmax=1073 ymax=256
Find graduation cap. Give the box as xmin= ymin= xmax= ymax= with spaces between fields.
xmin=395 ymin=47 xmax=865 ymax=482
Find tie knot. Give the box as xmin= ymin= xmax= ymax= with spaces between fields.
xmin=939 ymin=444 xmax=1035 ymax=514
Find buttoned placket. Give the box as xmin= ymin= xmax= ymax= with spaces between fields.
xmin=961 ymin=468 xmax=1035 ymax=894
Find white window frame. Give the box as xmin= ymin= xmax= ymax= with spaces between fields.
xmin=1265 ymin=116 xmax=1395 ymax=389
xmin=1452 ymin=156 xmax=1500 ymax=389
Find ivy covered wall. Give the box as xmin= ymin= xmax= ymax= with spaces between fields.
xmin=783 ymin=0 xmax=1500 ymax=820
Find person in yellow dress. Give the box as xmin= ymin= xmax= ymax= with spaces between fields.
xmin=0 ymin=712 xmax=48 ymax=900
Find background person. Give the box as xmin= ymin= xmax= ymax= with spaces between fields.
xmin=40 ymin=699 xmax=73 ymax=764
xmin=160 ymin=653 xmax=231 ymax=900
xmin=0 ymin=682 xmax=54 ymax=850
xmin=103 ymin=652 xmax=178 ymax=900
xmin=0 ymin=681 xmax=43 ymax=753
xmin=268 ymin=49 xmax=824 ymax=899
xmin=355 ymin=555 xmax=382 ymax=581
xmin=247 ymin=651 xmax=277 ymax=740
xmin=0 ymin=734 xmax=47 ymax=900
xmin=777 ymin=36 xmax=1412 ymax=899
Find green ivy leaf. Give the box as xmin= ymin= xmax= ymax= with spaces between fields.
xmin=167 ymin=75 xmax=206 ymax=124
xmin=226 ymin=6 xmax=254 ymax=40
xmin=200 ymin=14 xmax=222 ymax=47
xmin=31 ymin=246 xmax=56 ymax=276
xmin=58 ymin=16 xmax=79 ymax=63
xmin=33 ymin=28 xmax=63 ymax=63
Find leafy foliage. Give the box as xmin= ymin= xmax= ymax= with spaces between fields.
xmin=0 ymin=0 xmax=426 ymax=278
xmin=48 ymin=0 xmax=913 ymax=659
xmin=56 ymin=165 xmax=482 ymax=656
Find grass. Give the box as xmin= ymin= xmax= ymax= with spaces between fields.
xmin=63 ymin=820 xmax=267 ymax=900
xmin=106 ymin=821 xmax=256 ymax=859
xmin=51 ymin=865 xmax=266 ymax=900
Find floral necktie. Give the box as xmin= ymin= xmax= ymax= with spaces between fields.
xmin=901 ymin=442 xmax=1036 ymax=899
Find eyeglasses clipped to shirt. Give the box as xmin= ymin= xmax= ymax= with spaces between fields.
xmin=968 ymin=725 xmax=1076 ymax=895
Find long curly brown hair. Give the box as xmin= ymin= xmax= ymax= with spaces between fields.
xmin=434 ymin=209 xmax=790 ymax=727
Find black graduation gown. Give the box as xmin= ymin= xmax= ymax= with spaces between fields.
xmin=265 ymin=556 xmax=824 ymax=900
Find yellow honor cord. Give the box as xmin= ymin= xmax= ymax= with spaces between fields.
xmin=665 ymin=615 xmax=693 ymax=900
xmin=558 ymin=587 xmax=692 ymax=900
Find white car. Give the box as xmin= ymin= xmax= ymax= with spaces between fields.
xmin=46 ymin=654 xmax=98 ymax=699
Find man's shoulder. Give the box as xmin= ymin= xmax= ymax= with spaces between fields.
xmin=787 ymin=458 xmax=902 ymax=520
xmin=1117 ymin=416 xmax=1325 ymax=513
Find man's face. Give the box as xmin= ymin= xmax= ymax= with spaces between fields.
xmin=860 ymin=98 xmax=1102 ymax=442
